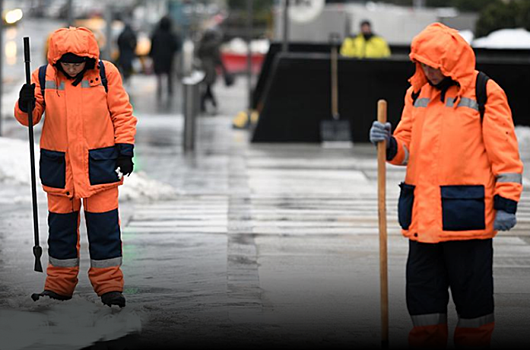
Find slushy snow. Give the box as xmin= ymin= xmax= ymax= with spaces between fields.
xmin=0 ymin=290 xmax=145 ymax=350
xmin=0 ymin=137 xmax=181 ymax=202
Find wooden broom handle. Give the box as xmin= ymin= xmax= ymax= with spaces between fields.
xmin=377 ymin=99 xmax=389 ymax=348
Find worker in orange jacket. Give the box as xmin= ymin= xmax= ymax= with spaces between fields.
xmin=370 ymin=23 xmax=523 ymax=348
xmin=15 ymin=27 xmax=137 ymax=307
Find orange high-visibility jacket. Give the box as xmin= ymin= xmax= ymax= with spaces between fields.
xmin=14 ymin=27 xmax=137 ymax=199
xmin=389 ymin=23 xmax=523 ymax=243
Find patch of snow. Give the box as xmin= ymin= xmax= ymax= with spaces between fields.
xmin=473 ymin=28 xmax=530 ymax=49
xmin=0 ymin=137 xmax=181 ymax=202
xmin=0 ymin=291 xmax=144 ymax=350
xmin=119 ymin=171 xmax=183 ymax=202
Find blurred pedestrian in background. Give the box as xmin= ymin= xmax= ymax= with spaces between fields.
xmin=197 ymin=28 xmax=226 ymax=115
xmin=15 ymin=27 xmax=137 ymax=308
xmin=117 ymin=21 xmax=138 ymax=86
xmin=149 ymin=15 xmax=181 ymax=100
xmin=340 ymin=20 xmax=390 ymax=58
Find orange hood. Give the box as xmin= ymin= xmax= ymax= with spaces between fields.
xmin=409 ymin=22 xmax=476 ymax=99
xmin=47 ymin=27 xmax=100 ymax=65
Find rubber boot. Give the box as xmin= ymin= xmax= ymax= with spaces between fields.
xmin=101 ymin=291 xmax=126 ymax=308
xmin=31 ymin=290 xmax=72 ymax=301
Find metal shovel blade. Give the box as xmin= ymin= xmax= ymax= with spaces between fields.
xmin=320 ymin=119 xmax=352 ymax=142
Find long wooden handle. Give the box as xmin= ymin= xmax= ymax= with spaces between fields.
xmin=377 ymin=99 xmax=389 ymax=348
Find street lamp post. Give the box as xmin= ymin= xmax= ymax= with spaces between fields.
xmin=246 ymin=0 xmax=253 ymax=125
xmin=282 ymin=0 xmax=290 ymax=52
xmin=0 ymin=0 xmax=4 ymax=136
xmin=66 ymin=0 xmax=74 ymax=27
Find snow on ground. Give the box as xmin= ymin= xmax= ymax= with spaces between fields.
xmin=473 ymin=28 xmax=530 ymax=49
xmin=0 ymin=288 xmax=145 ymax=350
xmin=0 ymin=137 xmax=181 ymax=202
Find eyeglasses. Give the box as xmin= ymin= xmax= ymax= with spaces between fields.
xmin=60 ymin=62 xmax=85 ymax=69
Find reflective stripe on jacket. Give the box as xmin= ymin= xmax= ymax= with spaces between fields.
xmin=389 ymin=23 xmax=523 ymax=243
xmin=14 ymin=27 xmax=137 ymax=199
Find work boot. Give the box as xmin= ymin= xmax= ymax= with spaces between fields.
xmin=101 ymin=291 xmax=126 ymax=308
xmin=31 ymin=290 xmax=72 ymax=301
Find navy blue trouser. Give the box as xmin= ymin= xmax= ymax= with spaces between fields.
xmin=406 ymin=239 xmax=494 ymax=348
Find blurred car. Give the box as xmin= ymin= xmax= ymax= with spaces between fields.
xmin=2 ymin=7 xmax=24 ymax=26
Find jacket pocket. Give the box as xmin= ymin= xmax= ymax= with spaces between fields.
xmin=398 ymin=182 xmax=415 ymax=230
xmin=441 ymin=185 xmax=485 ymax=231
xmin=88 ymin=146 xmax=120 ymax=185
xmin=40 ymin=149 xmax=66 ymax=188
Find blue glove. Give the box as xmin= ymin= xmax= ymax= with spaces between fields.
xmin=369 ymin=121 xmax=391 ymax=145
xmin=494 ymin=210 xmax=516 ymax=231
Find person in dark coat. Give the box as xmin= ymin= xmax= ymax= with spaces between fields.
xmin=117 ymin=23 xmax=137 ymax=85
xmin=149 ymin=16 xmax=181 ymax=99
xmin=197 ymin=28 xmax=224 ymax=114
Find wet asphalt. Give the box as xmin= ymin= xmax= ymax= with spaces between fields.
xmin=1 ymin=42 xmax=530 ymax=349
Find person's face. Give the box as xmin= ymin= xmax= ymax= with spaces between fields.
xmin=60 ymin=62 xmax=86 ymax=77
xmin=361 ymin=24 xmax=372 ymax=35
xmin=420 ymin=62 xmax=446 ymax=85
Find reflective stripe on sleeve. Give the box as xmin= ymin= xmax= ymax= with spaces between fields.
xmin=402 ymin=144 xmax=409 ymax=165
xmin=91 ymin=257 xmax=122 ymax=268
xmin=497 ymin=173 xmax=523 ymax=184
xmin=411 ymin=313 xmax=448 ymax=327
xmin=49 ymin=257 xmax=79 ymax=267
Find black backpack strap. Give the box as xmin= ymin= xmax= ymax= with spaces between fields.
xmin=476 ymin=71 xmax=490 ymax=122
xmin=38 ymin=64 xmax=47 ymax=105
xmin=99 ymin=60 xmax=108 ymax=93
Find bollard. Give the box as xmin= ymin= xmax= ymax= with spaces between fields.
xmin=182 ymin=70 xmax=205 ymax=152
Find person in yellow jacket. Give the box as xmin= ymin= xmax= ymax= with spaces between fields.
xmin=369 ymin=23 xmax=523 ymax=348
xmin=340 ymin=20 xmax=390 ymax=58
xmin=15 ymin=27 xmax=137 ymax=307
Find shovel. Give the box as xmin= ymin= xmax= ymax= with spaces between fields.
xmin=320 ymin=32 xmax=352 ymax=145
xmin=23 ymin=37 xmax=43 ymax=273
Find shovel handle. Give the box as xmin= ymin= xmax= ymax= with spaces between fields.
xmin=377 ymin=99 xmax=389 ymax=348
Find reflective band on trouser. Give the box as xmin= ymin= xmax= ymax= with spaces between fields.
xmin=454 ymin=314 xmax=495 ymax=348
xmin=85 ymin=208 xmax=124 ymax=295
xmin=411 ymin=313 xmax=448 ymax=327
xmin=497 ymin=173 xmax=523 ymax=184
xmin=45 ymin=210 xmax=80 ymax=297
xmin=49 ymin=257 xmax=79 ymax=267
xmin=91 ymin=256 xmax=122 ymax=268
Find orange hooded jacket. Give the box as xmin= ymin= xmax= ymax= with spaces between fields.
xmin=14 ymin=27 xmax=137 ymax=199
xmin=389 ymin=23 xmax=523 ymax=243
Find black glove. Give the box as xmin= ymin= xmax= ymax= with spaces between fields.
xmin=18 ymin=83 xmax=36 ymax=113
xmin=116 ymin=156 xmax=134 ymax=177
